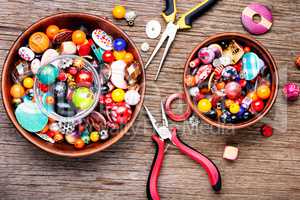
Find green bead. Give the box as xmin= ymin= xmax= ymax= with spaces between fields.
xmin=37 ymin=64 xmax=59 ymax=85
xmin=72 ymin=87 xmax=94 ymax=110
xmin=81 ymin=129 xmax=90 ymax=144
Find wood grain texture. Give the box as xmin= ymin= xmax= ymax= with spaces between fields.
xmin=0 ymin=0 xmax=299 ymax=199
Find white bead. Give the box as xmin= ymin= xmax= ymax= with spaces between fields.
xmin=125 ymin=90 xmax=140 ymax=105
xmin=146 ymin=20 xmax=161 ymax=39
xmin=141 ymin=42 xmax=150 ymax=52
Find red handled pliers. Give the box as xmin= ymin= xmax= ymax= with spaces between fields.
xmin=144 ymin=102 xmax=221 ymax=200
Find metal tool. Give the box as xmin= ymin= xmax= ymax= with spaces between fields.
xmin=144 ymin=0 xmax=218 ymax=80
xmin=144 ymin=101 xmax=221 ymax=200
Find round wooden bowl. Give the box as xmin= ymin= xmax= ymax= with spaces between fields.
xmin=1 ymin=13 xmax=145 ymax=157
xmin=183 ymin=32 xmax=278 ymax=129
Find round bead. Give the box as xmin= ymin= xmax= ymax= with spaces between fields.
xmin=244 ymin=46 xmax=251 ymax=53
xmin=185 ymin=75 xmax=196 ymax=87
xmin=216 ymin=81 xmax=225 ymax=90
xmin=205 ymin=109 xmax=217 ymax=120
xmin=141 ymin=42 xmax=150 ymax=52
xmin=46 ymin=96 xmax=55 ymax=105
xmin=81 ymin=132 xmax=90 ymax=144
xmin=72 ymin=87 xmax=94 ymax=110
xmin=75 ymin=70 xmax=93 ymax=87
xmin=247 ymin=91 xmax=258 ymax=101
xmin=74 ymin=138 xmax=85 ymax=149
xmin=65 ymin=132 xmax=79 ymax=144
xmin=37 ymin=64 xmax=59 ymax=85
xmin=225 ymin=99 xmax=234 ymax=108
xmin=197 ymin=99 xmax=212 ymax=113
xmin=257 ymin=85 xmax=271 ymax=99
xmin=242 ymin=111 xmax=251 ymax=120
xmin=225 ymin=81 xmax=242 ymax=99
xmin=72 ymin=30 xmax=86 ymax=45
xmin=123 ymin=52 xmax=134 ymax=64
xmin=90 ymin=131 xmax=100 ymax=142
xmin=46 ymin=25 xmax=60 ymax=40
xmin=57 ymin=72 xmax=67 ymax=81
xmin=113 ymin=50 xmax=126 ymax=60
xmin=282 ymin=82 xmax=300 ymax=101
xmin=239 ymin=79 xmax=247 ymax=88
xmin=251 ymin=99 xmax=264 ymax=112
xmin=22 ymin=77 xmax=34 ymax=89
xmin=102 ymin=50 xmax=115 ymax=63
xmin=53 ymin=132 xmax=64 ymax=142
xmin=295 ymin=56 xmax=300 ymax=69
xmin=10 ymin=84 xmax=25 ymax=98
xmin=229 ymin=103 xmax=240 ymax=114
xmin=113 ymin=38 xmax=127 ymax=51
xmin=125 ymin=90 xmax=140 ymax=105
xmin=146 ymin=20 xmax=161 ymax=39
xmin=100 ymin=130 xmax=109 ymax=140
xmin=29 ymin=32 xmax=50 ymax=53
xmin=112 ymin=88 xmax=125 ymax=102
xmin=261 ymin=124 xmax=273 ymax=137
xmin=112 ymin=5 xmax=126 ymax=19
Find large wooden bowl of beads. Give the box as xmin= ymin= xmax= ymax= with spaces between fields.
xmin=183 ymin=33 xmax=278 ymax=129
xmin=2 ymin=13 xmax=145 ymax=157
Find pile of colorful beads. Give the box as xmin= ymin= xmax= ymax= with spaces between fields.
xmin=10 ymin=24 xmax=142 ymax=149
xmin=185 ymin=40 xmax=272 ymax=124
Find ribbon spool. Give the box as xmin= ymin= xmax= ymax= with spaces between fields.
xmin=165 ymin=93 xmax=192 ymax=122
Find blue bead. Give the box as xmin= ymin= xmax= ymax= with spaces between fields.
xmin=37 ymin=64 xmax=59 ymax=85
xmin=113 ymin=38 xmax=127 ymax=51
xmin=237 ymin=106 xmax=246 ymax=117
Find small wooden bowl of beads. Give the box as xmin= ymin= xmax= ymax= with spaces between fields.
xmin=2 ymin=13 xmax=145 ymax=157
xmin=183 ymin=33 xmax=278 ymax=129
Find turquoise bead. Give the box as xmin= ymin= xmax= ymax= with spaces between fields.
xmin=37 ymin=64 xmax=59 ymax=85
xmin=242 ymin=52 xmax=264 ymax=80
xmin=15 ymin=102 xmax=48 ymax=132
xmin=81 ymin=129 xmax=90 ymax=144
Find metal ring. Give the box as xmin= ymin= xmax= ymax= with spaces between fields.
xmin=165 ymin=93 xmax=192 ymax=122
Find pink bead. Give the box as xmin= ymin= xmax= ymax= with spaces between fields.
xmin=283 ymin=82 xmax=300 ymax=101
xmin=225 ymin=81 xmax=242 ymax=99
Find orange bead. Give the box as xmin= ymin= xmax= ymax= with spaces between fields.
xmin=200 ymin=87 xmax=210 ymax=94
xmin=29 ymin=32 xmax=50 ymax=53
xmin=40 ymin=125 xmax=49 ymax=134
xmin=123 ymin=52 xmax=134 ymax=64
xmin=256 ymin=85 xmax=271 ymax=100
xmin=53 ymin=132 xmax=64 ymax=142
xmin=225 ymin=99 xmax=234 ymax=108
xmin=247 ymin=91 xmax=258 ymax=101
xmin=72 ymin=30 xmax=86 ymax=45
xmin=185 ymin=75 xmax=196 ymax=87
xmin=244 ymin=46 xmax=251 ymax=53
xmin=46 ymin=96 xmax=55 ymax=104
xmin=10 ymin=84 xmax=25 ymax=98
xmin=74 ymin=138 xmax=85 ymax=149
xmin=113 ymin=50 xmax=126 ymax=60
xmin=216 ymin=82 xmax=225 ymax=90
xmin=46 ymin=25 xmax=60 ymax=40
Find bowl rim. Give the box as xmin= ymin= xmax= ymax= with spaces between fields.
xmin=1 ymin=12 xmax=146 ymax=157
xmin=183 ymin=32 xmax=279 ymax=130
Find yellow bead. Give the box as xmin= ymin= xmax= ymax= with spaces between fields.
xmin=113 ymin=50 xmax=126 ymax=60
xmin=256 ymin=85 xmax=271 ymax=100
xmin=229 ymin=103 xmax=240 ymax=114
xmin=23 ymin=77 xmax=34 ymax=89
xmin=90 ymin=131 xmax=100 ymax=142
xmin=225 ymin=99 xmax=234 ymax=108
xmin=123 ymin=52 xmax=134 ymax=64
xmin=197 ymin=98 xmax=212 ymax=113
xmin=10 ymin=84 xmax=25 ymax=98
xmin=112 ymin=5 xmax=126 ymax=19
xmin=247 ymin=91 xmax=258 ymax=101
xmin=112 ymin=88 xmax=125 ymax=102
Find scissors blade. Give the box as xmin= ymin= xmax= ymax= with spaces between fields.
xmin=143 ymin=105 xmax=159 ymax=133
xmin=160 ymin=100 xmax=168 ymax=128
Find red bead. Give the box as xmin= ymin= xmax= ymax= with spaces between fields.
xmin=38 ymin=82 xmax=49 ymax=92
xmin=68 ymin=67 xmax=78 ymax=76
xmin=46 ymin=131 xmax=56 ymax=138
xmin=251 ymin=99 xmax=264 ymax=112
xmin=57 ymin=72 xmax=67 ymax=81
xmin=78 ymin=42 xmax=91 ymax=56
xmin=234 ymin=61 xmax=243 ymax=72
xmin=75 ymin=70 xmax=93 ymax=87
xmin=239 ymin=79 xmax=247 ymax=88
xmin=261 ymin=124 xmax=273 ymax=137
xmin=102 ymin=50 xmax=115 ymax=63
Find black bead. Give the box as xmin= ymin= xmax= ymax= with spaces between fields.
xmin=242 ymin=111 xmax=252 ymax=121
xmin=55 ymin=102 xmax=76 ymax=117
xmin=206 ymin=109 xmax=217 ymax=120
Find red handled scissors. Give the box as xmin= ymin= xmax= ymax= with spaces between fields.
xmin=144 ymin=102 xmax=222 ymax=200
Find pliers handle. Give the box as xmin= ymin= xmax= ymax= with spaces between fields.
xmin=162 ymin=0 xmax=218 ymax=30
xmin=147 ymin=128 xmax=222 ymax=200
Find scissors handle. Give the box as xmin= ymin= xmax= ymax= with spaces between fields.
xmin=177 ymin=0 xmax=217 ymax=30
xmin=170 ymin=128 xmax=222 ymax=191
xmin=162 ymin=0 xmax=177 ymax=23
xmin=147 ymin=135 xmax=165 ymax=200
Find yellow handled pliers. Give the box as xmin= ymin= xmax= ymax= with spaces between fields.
xmin=145 ymin=0 xmax=218 ymax=80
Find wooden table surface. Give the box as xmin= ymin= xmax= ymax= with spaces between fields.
xmin=0 ymin=0 xmax=299 ymax=199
